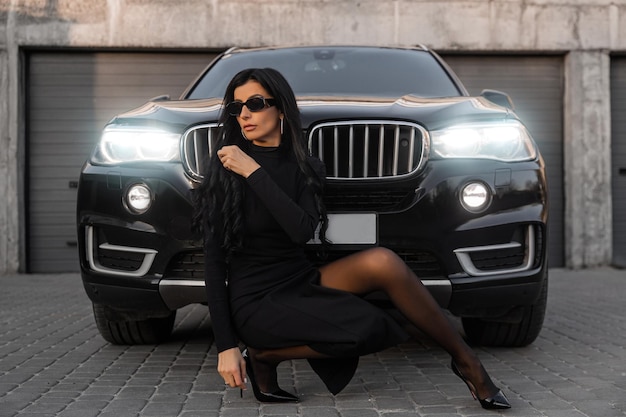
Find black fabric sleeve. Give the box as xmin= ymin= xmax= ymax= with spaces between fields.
xmin=246 ymin=167 xmax=320 ymax=245
xmin=203 ymin=229 xmax=238 ymax=353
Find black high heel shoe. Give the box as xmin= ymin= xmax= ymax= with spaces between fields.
xmin=242 ymin=349 xmax=298 ymax=403
xmin=451 ymin=360 xmax=511 ymax=410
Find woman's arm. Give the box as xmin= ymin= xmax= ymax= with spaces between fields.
xmin=204 ymin=228 xmax=248 ymax=390
xmin=216 ymin=145 xmax=321 ymax=244
xmin=246 ymin=168 xmax=319 ymax=244
xmin=203 ymin=229 xmax=238 ymax=352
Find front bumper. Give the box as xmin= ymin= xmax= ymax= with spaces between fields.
xmin=77 ymin=157 xmax=548 ymax=318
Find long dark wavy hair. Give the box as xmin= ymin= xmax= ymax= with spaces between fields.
xmin=193 ymin=67 xmax=328 ymax=259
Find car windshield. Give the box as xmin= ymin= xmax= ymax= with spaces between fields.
xmin=185 ymin=47 xmax=462 ymax=99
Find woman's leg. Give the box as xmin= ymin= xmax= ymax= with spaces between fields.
xmin=317 ymin=247 xmax=501 ymax=400
xmin=248 ymin=345 xmax=357 ymax=396
xmin=246 ymin=345 xmax=326 ymax=393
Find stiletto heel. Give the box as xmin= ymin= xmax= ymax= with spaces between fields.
xmin=242 ymin=349 xmax=298 ymax=403
xmin=451 ymin=360 xmax=511 ymax=410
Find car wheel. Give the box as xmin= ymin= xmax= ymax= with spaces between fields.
xmin=92 ymin=303 xmax=176 ymax=345
xmin=461 ymin=274 xmax=548 ymax=347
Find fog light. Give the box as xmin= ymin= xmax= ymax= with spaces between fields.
xmin=460 ymin=182 xmax=490 ymax=212
xmin=125 ymin=184 xmax=152 ymax=214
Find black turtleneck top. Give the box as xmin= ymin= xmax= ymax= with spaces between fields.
xmin=203 ymin=143 xmax=408 ymax=359
xmin=203 ymin=144 xmax=321 ymax=352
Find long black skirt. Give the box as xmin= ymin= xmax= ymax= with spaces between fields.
xmin=228 ymin=258 xmax=410 ymax=394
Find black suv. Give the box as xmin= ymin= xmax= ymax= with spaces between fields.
xmin=77 ymin=45 xmax=548 ymax=347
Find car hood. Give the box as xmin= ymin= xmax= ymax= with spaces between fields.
xmin=108 ymin=98 xmax=224 ymax=132
xmin=108 ymin=94 xmax=515 ymax=133
xmin=298 ymin=95 xmax=514 ymax=130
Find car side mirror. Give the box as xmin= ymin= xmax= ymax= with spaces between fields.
xmin=150 ymin=94 xmax=171 ymax=102
xmin=480 ymin=89 xmax=514 ymax=110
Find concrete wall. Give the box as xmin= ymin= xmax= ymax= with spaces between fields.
xmin=564 ymin=51 xmax=613 ymax=269
xmin=1 ymin=0 xmax=623 ymax=272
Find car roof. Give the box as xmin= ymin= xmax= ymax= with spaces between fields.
xmin=223 ymin=44 xmax=431 ymax=56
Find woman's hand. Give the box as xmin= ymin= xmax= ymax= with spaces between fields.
xmin=217 ymin=145 xmax=261 ymax=178
xmin=218 ymin=347 xmax=247 ymax=390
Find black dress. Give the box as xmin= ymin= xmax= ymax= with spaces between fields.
xmin=203 ymin=143 xmax=409 ymax=394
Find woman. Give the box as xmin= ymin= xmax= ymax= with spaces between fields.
xmin=194 ymin=67 xmax=510 ymax=410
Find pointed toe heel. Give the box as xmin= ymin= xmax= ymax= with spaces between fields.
xmin=242 ymin=349 xmax=298 ymax=403
xmin=451 ymin=360 xmax=511 ymax=410
xmin=478 ymin=389 xmax=511 ymax=410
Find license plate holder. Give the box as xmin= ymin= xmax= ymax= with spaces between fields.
xmin=309 ymin=213 xmax=378 ymax=245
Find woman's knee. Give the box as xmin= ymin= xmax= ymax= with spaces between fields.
xmin=362 ymin=247 xmax=404 ymax=275
xmin=320 ymin=247 xmax=409 ymax=293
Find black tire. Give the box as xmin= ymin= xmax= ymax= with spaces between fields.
xmin=93 ymin=303 xmax=176 ymax=345
xmin=462 ymin=274 xmax=548 ymax=347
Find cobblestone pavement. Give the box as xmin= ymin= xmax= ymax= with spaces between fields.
xmin=1 ymin=268 xmax=625 ymax=417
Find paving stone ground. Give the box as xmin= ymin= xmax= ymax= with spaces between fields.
xmin=1 ymin=268 xmax=625 ymax=417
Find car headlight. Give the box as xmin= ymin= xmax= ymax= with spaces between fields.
xmin=431 ymin=120 xmax=537 ymax=162
xmin=91 ymin=127 xmax=181 ymax=165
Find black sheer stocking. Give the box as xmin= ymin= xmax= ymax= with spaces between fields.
xmin=247 ymin=345 xmax=326 ymax=393
xmin=318 ymin=247 xmax=499 ymax=399
xmin=248 ymin=247 xmax=500 ymax=399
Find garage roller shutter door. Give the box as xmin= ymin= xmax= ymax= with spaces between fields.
xmin=442 ymin=55 xmax=564 ymax=267
xmin=27 ymin=52 xmax=218 ymax=272
xmin=611 ymin=58 xmax=626 ymax=267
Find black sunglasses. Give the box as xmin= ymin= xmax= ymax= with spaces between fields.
xmin=225 ymin=96 xmax=276 ymax=116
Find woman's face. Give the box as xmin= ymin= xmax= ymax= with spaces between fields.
xmin=232 ymin=80 xmax=283 ymax=147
